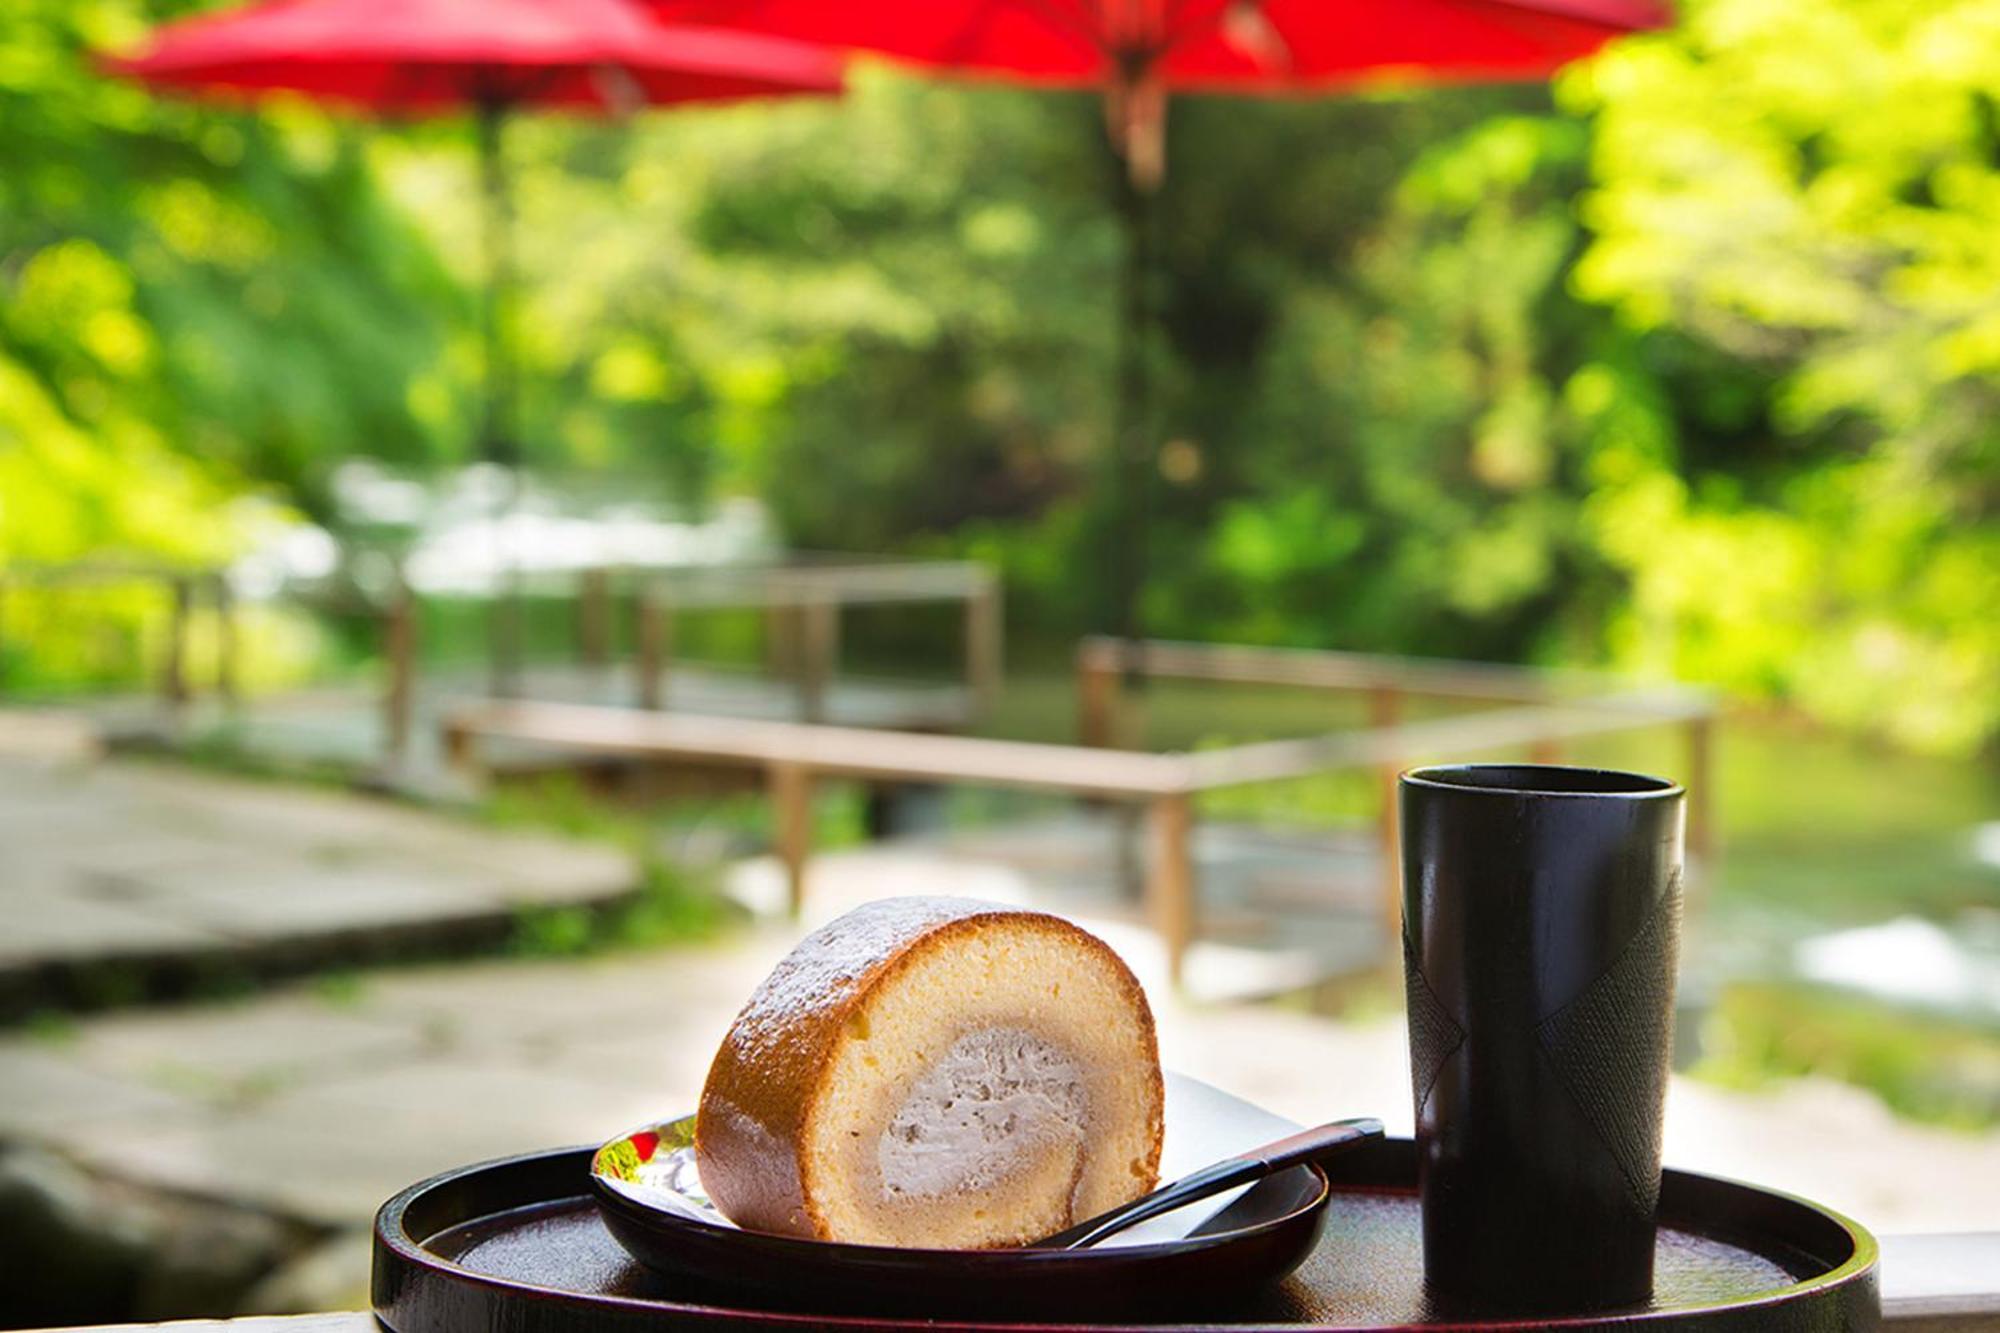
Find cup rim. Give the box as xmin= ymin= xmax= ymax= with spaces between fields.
xmin=1400 ymin=762 xmax=1683 ymax=800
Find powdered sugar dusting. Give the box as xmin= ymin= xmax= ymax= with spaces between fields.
xmin=720 ymin=897 xmax=1013 ymax=1070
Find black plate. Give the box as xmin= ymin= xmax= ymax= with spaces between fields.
xmin=373 ymin=1137 xmax=1880 ymax=1330
xmin=589 ymin=1112 xmax=1331 ymax=1315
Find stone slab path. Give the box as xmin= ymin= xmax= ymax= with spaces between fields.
xmin=0 ymin=751 xmax=633 ymax=1015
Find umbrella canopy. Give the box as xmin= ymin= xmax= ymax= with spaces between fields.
xmin=654 ymin=0 xmax=1660 ymax=84
xmin=104 ymin=0 xmax=844 ymax=113
xmin=655 ymin=0 xmax=1665 ymax=655
xmin=106 ymin=0 xmax=844 ymax=701
xmin=656 ymin=0 xmax=1666 ymax=181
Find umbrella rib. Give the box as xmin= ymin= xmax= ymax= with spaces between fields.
xmin=1002 ymin=0 xmax=1115 ymax=61
xmin=1157 ymin=0 xmax=1230 ymax=59
xmin=940 ymin=0 xmax=1015 ymax=66
xmin=1399 ymin=0 xmax=1601 ymax=65
xmin=381 ymin=58 xmax=424 ymax=110
xmin=1073 ymin=0 xmax=1218 ymax=66
xmin=520 ymin=63 xmax=566 ymax=104
xmin=1472 ymin=0 xmax=1662 ymax=31
xmin=1159 ymin=0 xmax=1206 ymax=39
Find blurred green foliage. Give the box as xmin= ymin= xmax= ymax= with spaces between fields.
xmin=1697 ymin=982 xmax=2000 ymax=1130
xmin=507 ymin=855 xmax=734 ymax=958
xmin=480 ymin=773 xmax=747 ymax=956
xmin=1563 ymin=0 xmax=2000 ymax=753
xmin=3 ymin=0 xmax=1996 ymax=751
xmin=0 ymin=0 xmax=455 ymax=688
xmin=1 ymin=0 xmax=458 ymax=522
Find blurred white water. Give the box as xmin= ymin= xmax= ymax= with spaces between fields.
xmin=232 ymin=461 xmax=777 ymax=598
xmin=1794 ymin=915 xmax=2000 ymax=1021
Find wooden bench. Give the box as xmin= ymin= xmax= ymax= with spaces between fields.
xmin=443 ymin=678 xmax=1722 ymax=986
xmin=442 ymin=700 xmax=1206 ymax=974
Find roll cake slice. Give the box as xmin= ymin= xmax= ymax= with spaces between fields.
xmin=695 ymin=896 xmax=1164 ymax=1248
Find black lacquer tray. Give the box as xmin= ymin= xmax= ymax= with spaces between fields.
xmin=372 ymin=1137 xmax=1879 ymax=1331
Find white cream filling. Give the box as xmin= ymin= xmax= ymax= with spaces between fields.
xmin=877 ymin=1027 xmax=1086 ymax=1200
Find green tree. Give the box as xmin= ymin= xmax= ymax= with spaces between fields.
xmin=1560 ymin=0 xmax=2000 ymax=753
xmin=447 ymin=70 xmax=1537 ymax=639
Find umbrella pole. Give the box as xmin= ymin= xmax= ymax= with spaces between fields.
xmin=477 ymin=98 xmax=523 ymax=699
xmin=1103 ymin=146 xmax=1161 ymax=903
xmin=1108 ymin=143 xmax=1159 ymax=691
xmin=1100 ymin=64 xmax=1168 ymax=706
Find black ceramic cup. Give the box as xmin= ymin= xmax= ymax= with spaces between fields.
xmin=1400 ymin=763 xmax=1684 ymax=1316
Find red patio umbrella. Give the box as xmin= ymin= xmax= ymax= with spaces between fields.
xmin=655 ymin=0 xmax=1668 ymax=649
xmin=106 ymin=0 xmax=843 ymax=691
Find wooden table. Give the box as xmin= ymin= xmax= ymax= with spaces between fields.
xmin=37 ymin=1232 xmax=2000 ymax=1331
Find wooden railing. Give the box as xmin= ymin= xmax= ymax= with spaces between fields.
xmin=449 ymin=557 xmax=1001 ymax=748
xmin=3 ymin=555 xmax=1001 ymax=774
xmin=399 ymin=558 xmax=996 ymax=764
xmin=611 ymin=559 xmax=1003 ymax=727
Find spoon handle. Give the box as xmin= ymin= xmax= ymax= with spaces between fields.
xmin=1038 ymin=1116 xmax=1385 ymax=1250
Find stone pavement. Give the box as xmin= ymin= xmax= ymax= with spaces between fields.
xmin=0 ymin=750 xmax=633 ymax=1017
xmin=3 ymin=857 xmax=1997 ymax=1316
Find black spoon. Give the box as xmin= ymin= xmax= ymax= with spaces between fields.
xmin=1035 ymin=1116 xmax=1385 ymax=1249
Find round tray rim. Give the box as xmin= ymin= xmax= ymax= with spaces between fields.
xmin=377 ymin=1146 xmax=846 ymax=1330
xmin=373 ymin=1140 xmax=1881 ymax=1331
xmin=1649 ymin=1170 xmax=1879 ymax=1324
